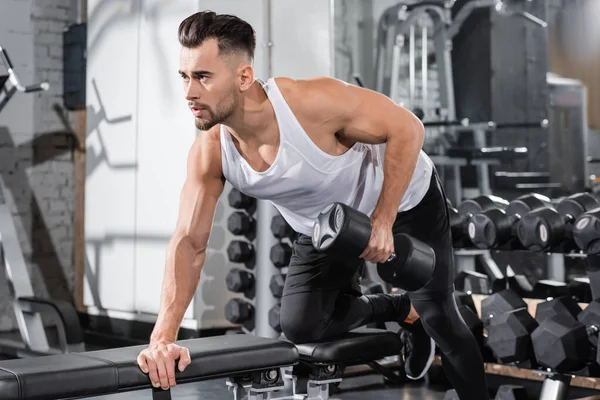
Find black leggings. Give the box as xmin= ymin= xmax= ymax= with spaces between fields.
xmin=279 ymin=171 xmax=488 ymax=400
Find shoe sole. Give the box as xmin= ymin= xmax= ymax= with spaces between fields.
xmin=406 ymin=337 xmax=435 ymax=380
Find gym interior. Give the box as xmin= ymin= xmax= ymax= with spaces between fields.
xmin=0 ymin=0 xmax=599 ymax=399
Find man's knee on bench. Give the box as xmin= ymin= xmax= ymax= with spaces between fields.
xmin=280 ymin=312 xmax=330 ymax=344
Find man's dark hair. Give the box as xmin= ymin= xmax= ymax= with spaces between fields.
xmin=178 ymin=11 xmax=256 ymax=60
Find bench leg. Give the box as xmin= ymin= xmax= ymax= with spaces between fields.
xmin=226 ymin=368 xmax=287 ymax=400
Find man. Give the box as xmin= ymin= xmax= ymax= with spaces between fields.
xmin=136 ymin=11 xmax=488 ymax=399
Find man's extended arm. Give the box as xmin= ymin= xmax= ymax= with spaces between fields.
xmin=151 ymin=129 xmax=224 ymax=343
xmin=300 ymin=77 xmax=424 ymax=262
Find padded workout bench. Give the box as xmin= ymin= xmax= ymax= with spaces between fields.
xmin=285 ymin=328 xmax=405 ymax=400
xmin=0 ymin=334 xmax=298 ymax=400
xmin=0 ymin=328 xmax=404 ymax=400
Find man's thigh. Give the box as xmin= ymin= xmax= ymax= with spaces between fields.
xmin=391 ymin=171 xmax=455 ymax=298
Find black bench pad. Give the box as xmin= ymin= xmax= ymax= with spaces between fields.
xmin=0 ymin=334 xmax=298 ymax=400
xmin=295 ymin=328 xmax=403 ymax=364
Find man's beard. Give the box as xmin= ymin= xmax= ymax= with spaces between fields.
xmin=195 ymin=93 xmax=238 ymax=131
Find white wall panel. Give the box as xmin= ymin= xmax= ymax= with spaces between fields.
xmin=84 ymin=0 xmax=139 ymax=312
xmin=271 ymin=0 xmax=333 ymax=78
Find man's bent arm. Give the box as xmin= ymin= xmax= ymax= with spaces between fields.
xmin=151 ymin=131 xmax=224 ymax=343
xmin=305 ymin=78 xmax=425 ymax=224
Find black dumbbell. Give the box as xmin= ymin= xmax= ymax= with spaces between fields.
xmin=518 ymin=192 xmax=599 ymax=251
xmin=225 ymin=298 xmax=255 ymax=331
xmin=567 ymin=276 xmax=593 ymax=303
xmin=507 ymin=273 xmax=570 ymax=300
xmin=312 ymin=202 xmax=435 ymax=291
xmin=530 ymin=297 xmax=600 ymax=374
xmin=467 ymin=193 xmax=552 ymax=249
xmin=226 ymin=268 xmax=255 ymax=298
xmin=269 ymin=274 xmax=286 ymax=298
xmin=228 ymin=188 xmax=257 ymax=214
xmin=268 ymin=304 xmax=282 ymax=333
xmin=449 ymin=195 xmax=509 ymax=247
xmin=271 ymin=214 xmax=295 ymax=240
xmin=480 ymin=289 xmax=527 ymax=326
xmin=486 ymin=307 xmax=539 ymax=367
xmin=227 ymin=211 xmax=255 ymax=239
xmin=573 ymin=208 xmax=600 ymax=254
xmin=270 ymin=243 xmax=292 ymax=268
xmin=454 ymin=270 xmax=506 ymax=295
xmin=227 ymin=240 xmax=255 ymax=268
xmin=534 ymin=296 xmax=581 ymax=324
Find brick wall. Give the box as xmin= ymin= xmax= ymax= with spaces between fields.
xmin=0 ymin=0 xmax=79 ymax=331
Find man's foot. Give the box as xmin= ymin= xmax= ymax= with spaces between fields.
xmin=400 ymin=319 xmax=435 ymax=380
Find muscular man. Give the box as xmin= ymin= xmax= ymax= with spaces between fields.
xmin=136 ymin=11 xmax=488 ymax=399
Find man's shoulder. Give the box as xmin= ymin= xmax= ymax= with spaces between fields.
xmin=273 ymin=76 xmax=349 ymax=121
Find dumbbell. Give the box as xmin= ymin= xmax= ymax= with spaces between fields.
xmin=227 ymin=211 xmax=255 ymax=239
xmin=454 ymin=269 xmax=507 ymax=295
xmin=517 ymin=192 xmax=599 ymax=251
xmin=225 ymin=298 xmax=255 ymax=331
xmin=226 ymin=268 xmax=255 ymax=298
xmin=227 ymin=240 xmax=255 ymax=268
xmin=573 ymin=208 xmax=600 ymax=254
xmin=268 ymin=304 xmax=282 ymax=333
xmin=270 ymin=274 xmax=286 ymax=298
xmin=530 ymin=297 xmax=600 ymax=374
xmin=312 ymin=203 xmax=435 ymax=291
xmin=448 ymin=195 xmax=509 ymax=247
xmin=271 ymin=214 xmax=296 ymax=240
xmin=270 ymin=243 xmax=292 ymax=268
xmin=467 ymin=193 xmax=552 ymax=249
xmin=485 ymin=295 xmax=581 ymax=368
xmin=228 ymin=188 xmax=256 ymax=213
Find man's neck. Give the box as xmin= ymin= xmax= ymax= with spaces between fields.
xmin=224 ymin=80 xmax=277 ymax=145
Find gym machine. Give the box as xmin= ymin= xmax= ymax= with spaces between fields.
xmin=0 ymin=45 xmax=84 ymax=357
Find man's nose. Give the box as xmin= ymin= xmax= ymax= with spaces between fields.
xmin=184 ymin=80 xmax=200 ymax=100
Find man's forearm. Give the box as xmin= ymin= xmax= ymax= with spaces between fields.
xmin=372 ymin=119 xmax=424 ymax=224
xmin=151 ymin=235 xmax=205 ymax=343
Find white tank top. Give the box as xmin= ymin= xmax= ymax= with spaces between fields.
xmin=220 ymin=78 xmax=434 ymax=236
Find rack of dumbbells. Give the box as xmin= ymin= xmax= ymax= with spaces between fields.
xmin=442 ymin=192 xmax=600 ymax=399
xmin=224 ymin=188 xmax=258 ymax=333
xmin=268 ymin=212 xmax=296 ymax=335
xmin=223 ymin=188 xmax=296 ymax=338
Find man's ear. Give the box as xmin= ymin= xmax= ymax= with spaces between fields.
xmin=238 ymin=64 xmax=255 ymax=92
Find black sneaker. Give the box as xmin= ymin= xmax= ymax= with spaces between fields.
xmin=400 ymin=319 xmax=435 ymax=380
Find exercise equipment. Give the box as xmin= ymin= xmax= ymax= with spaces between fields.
xmin=224 ymin=298 xmax=255 ymax=331
xmin=0 ymin=334 xmax=298 ymax=400
xmin=227 ymin=188 xmax=256 ymax=212
xmin=0 ymin=46 xmax=49 ymax=114
xmin=573 ymin=208 xmax=600 ymax=254
xmin=226 ymin=268 xmax=255 ymax=298
xmin=449 ymin=195 xmax=509 ymax=246
xmin=270 ymin=243 xmax=292 ymax=268
xmin=0 ymin=46 xmax=84 ymax=358
xmin=486 ymin=308 xmax=538 ymax=366
xmin=268 ymin=304 xmax=281 ymax=333
xmin=227 ymin=211 xmax=255 ymax=238
xmin=468 ymin=193 xmax=552 ymax=249
xmin=271 ymin=214 xmax=295 ymax=240
xmin=311 ymin=202 xmax=435 ymax=291
xmin=269 ymin=274 xmax=285 ymax=298
xmin=0 ymin=327 xmax=407 ymax=400
xmin=518 ymin=193 xmax=599 ymax=251
xmin=480 ymin=289 xmax=527 ymax=326
xmin=227 ymin=240 xmax=255 ymax=265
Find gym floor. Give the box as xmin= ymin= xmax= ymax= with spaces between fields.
xmin=86 ymin=378 xmax=446 ymax=399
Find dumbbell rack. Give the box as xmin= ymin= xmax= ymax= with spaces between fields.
xmin=224 ymin=188 xmax=293 ymax=338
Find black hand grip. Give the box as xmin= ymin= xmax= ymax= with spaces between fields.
xmin=0 ymin=47 xmax=13 ymax=69
xmin=24 ymin=82 xmax=49 ymax=92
